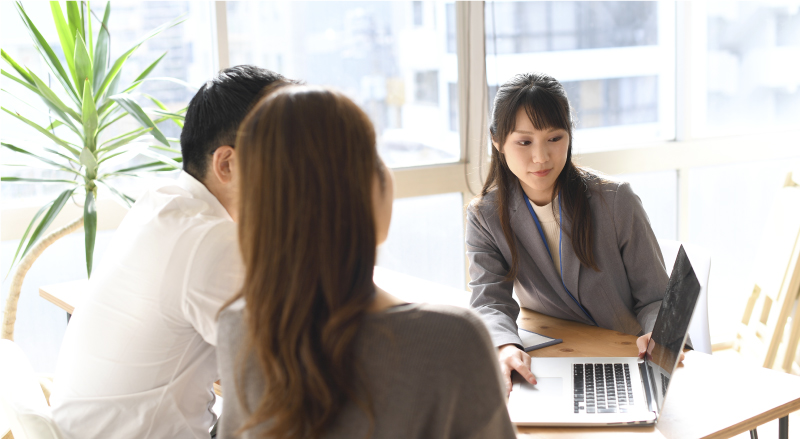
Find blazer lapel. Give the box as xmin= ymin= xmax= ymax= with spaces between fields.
xmin=559 ymin=207 xmax=582 ymax=305
xmin=509 ymin=184 xmax=589 ymax=323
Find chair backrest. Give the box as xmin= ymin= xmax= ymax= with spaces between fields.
xmin=658 ymin=240 xmax=713 ymax=354
xmin=737 ymin=172 xmax=800 ymax=370
xmin=0 ymin=340 xmax=63 ymax=439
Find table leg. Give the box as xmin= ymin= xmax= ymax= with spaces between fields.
xmin=779 ymin=416 xmax=788 ymax=439
xmin=749 ymin=428 xmax=758 ymax=439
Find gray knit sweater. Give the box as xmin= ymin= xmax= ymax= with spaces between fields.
xmin=216 ymin=300 xmax=516 ymax=439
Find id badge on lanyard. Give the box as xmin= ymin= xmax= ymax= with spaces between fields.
xmin=523 ymin=194 xmax=597 ymax=326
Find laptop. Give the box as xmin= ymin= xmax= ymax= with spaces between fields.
xmin=507 ymin=245 xmax=701 ymax=426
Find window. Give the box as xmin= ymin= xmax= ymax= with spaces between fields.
xmin=448 ymin=82 xmax=459 ymax=132
xmin=485 ymin=2 xmax=658 ymax=53
xmin=377 ymin=192 xmax=465 ymax=290
xmin=564 ymin=76 xmax=659 ymax=129
xmin=415 ymin=71 xmax=439 ymax=105
xmin=484 ymin=1 xmax=676 ymax=152
xmin=413 ymin=1 xmax=424 ymax=27
xmin=692 ymin=2 xmax=800 ymax=136
xmin=227 ymin=1 xmax=459 ymax=169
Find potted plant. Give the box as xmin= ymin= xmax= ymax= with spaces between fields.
xmin=1 ymin=1 xmax=187 ymax=340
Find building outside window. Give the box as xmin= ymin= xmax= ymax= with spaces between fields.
xmin=483 ymin=1 xmax=676 ymax=153
xmin=227 ymin=1 xmax=459 ymax=169
xmin=415 ymin=70 xmax=439 ymax=105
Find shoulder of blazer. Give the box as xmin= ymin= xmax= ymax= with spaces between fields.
xmin=582 ymin=170 xmax=629 ymax=202
xmin=468 ymin=187 xmax=501 ymax=218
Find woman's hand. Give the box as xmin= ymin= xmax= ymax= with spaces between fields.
xmin=497 ymin=344 xmax=537 ymax=396
xmin=636 ymin=332 xmax=685 ymax=363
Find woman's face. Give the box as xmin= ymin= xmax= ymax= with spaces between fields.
xmin=372 ymin=162 xmax=395 ymax=245
xmin=495 ymin=107 xmax=570 ymax=206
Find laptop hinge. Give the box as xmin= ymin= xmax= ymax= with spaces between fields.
xmin=638 ymin=361 xmax=658 ymax=417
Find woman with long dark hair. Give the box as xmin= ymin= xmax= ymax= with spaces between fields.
xmin=217 ymin=85 xmax=516 ymax=439
xmin=468 ymin=73 xmax=670 ymax=394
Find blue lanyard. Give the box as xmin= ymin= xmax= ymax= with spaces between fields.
xmin=523 ymin=194 xmax=597 ymax=326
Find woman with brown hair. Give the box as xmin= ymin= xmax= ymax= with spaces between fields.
xmin=467 ymin=73 xmax=671 ymax=395
xmin=216 ymin=85 xmax=516 ymax=439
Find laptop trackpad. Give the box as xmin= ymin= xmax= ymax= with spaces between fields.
xmin=511 ymin=376 xmax=564 ymax=402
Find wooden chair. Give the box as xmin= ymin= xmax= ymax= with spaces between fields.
xmin=736 ymin=171 xmax=800 ymax=372
xmin=0 ymin=340 xmax=64 ymax=439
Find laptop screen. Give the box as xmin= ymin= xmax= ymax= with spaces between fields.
xmin=643 ymin=245 xmax=701 ymax=414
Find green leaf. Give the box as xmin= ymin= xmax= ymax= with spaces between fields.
xmin=1 ymin=49 xmax=35 ymax=86
xmin=45 ymin=120 xmax=64 ymax=131
xmin=44 ymin=146 xmax=80 ymax=165
xmin=92 ymin=2 xmax=111 ymax=94
xmin=139 ymin=148 xmax=181 ymax=169
xmin=85 ymin=1 xmax=93 ymax=61
xmin=150 ymin=109 xmax=185 ymax=120
xmin=111 ymin=160 xmax=172 ymax=174
xmin=97 ymin=127 xmax=152 ymax=153
xmin=20 ymin=188 xmax=76 ymax=259
xmin=149 ymin=144 xmax=181 ymax=154
xmin=149 ymin=109 xmax=184 ymax=129
xmin=66 ymin=2 xmax=83 ymax=45
xmin=5 ymin=201 xmax=52 ymax=277
xmin=98 ymin=109 xmax=127 ymax=133
xmin=3 ymin=142 xmax=78 ymax=172
xmin=134 ymin=52 xmax=168 ymax=83
xmin=0 ymin=177 xmax=78 ymax=184
xmin=84 ymin=189 xmax=97 ymax=277
xmin=82 ymin=80 xmax=98 ymax=151
xmin=74 ymin=36 xmax=93 ymax=98
xmin=95 ymin=149 xmax=127 ymax=165
xmin=1 ymin=107 xmax=80 ymax=156
xmin=2 ymin=86 xmax=80 ymax=138
xmin=110 ymin=94 xmax=169 ymax=146
xmin=50 ymin=1 xmax=78 ymax=87
xmin=105 ymin=67 xmax=123 ymax=99
xmin=79 ymin=145 xmax=98 ymax=179
xmin=1 ymin=177 xmax=79 ymax=184
xmin=97 ymin=179 xmax=135 ymax=207
xmin=152 ymin=107 xmax=187 ymax=126
xmin=144 ymin=94 xmax=168 ymax=111
xmin=95 ymin=16 xmax=184 ymax=100
xmin=27 ymin=69 xmax=82 ymax=131
xmin=15 ymin=2 xmax=80 ymax=105
xmin=2 ymin=68 xmax=41 ymax=95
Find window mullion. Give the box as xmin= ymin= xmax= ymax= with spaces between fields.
xmin=212 ymin=1 xmax=230 ymax=71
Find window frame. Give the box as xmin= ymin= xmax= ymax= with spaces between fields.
xmin=3 ymin=1 xmax=799 ymax=292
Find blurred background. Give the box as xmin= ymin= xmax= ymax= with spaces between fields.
xmin=2 ymin=1 xmax=799 ymax=377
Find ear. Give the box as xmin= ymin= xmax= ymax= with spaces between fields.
xmin=491 ymin=137 xmax=501 ymax=153
xmin=210 ymin=145 xmax=236 ymax=184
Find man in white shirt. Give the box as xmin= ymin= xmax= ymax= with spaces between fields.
xmin=50 ymin=66 xmax=293 ymax=439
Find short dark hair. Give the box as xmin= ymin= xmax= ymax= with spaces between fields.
xmin=180 ymin=65 xmax=292 ymax=180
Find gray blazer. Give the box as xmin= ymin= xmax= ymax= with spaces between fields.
xmin=216 ymin=300 xmax=517 ymax=438
xmin=466 ymin=176 xmax=668 ymax=348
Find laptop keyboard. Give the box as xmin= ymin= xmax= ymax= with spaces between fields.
xmin=573 ymin=363 xmax=634 ymax=414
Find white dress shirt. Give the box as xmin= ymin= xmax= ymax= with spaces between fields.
xmin=51 ymin=172 xmax=244 ymax=439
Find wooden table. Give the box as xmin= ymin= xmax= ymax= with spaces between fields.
xmin=41 ymin=269 xmax=800 ymax=439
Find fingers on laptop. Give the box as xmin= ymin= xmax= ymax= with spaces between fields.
xmin=637 ymin=332 xmax=652 ymax=358
xmin=514 ymin=355 xmax=537 ymax=386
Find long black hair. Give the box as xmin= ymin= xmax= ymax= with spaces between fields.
xmin=482 ymin=72 xmax=599 ymax=281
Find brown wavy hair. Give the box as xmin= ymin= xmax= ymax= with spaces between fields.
xmin=483 ymin=72 xmax=599 ymax=280
xmin=232 ymin=85 xmax=381 ymax=438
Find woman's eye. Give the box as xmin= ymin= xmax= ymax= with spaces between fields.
xmin=549 ymin=136 xmax=563 ymax=142
xmin=517 ymin=140 xmax=531 ymax=146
